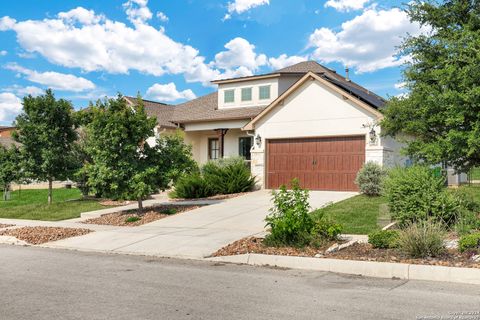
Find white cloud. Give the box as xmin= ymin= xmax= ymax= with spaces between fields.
xmin=146 ymin=83 xmax=196 ymax=102
xmin=0 ymin=16 xmax=16 ymax=31
xmin=394 ymin=82 xmax=406 ymax=90
xmin=0 ymin=92 xmax=22 ymax=123
xmin=58 ymin=7 xmax=104 ymax=25
xmin=6 ymin=85 xmax=44 ymax=97
xmin=0 ymin=50 xmax=6 ymax=56
xmin=324 ymin=0 xmax=370 ymax=12
xmin=269 ymin=54 xmax=307 ymax=70
xmin=123 ymin=0 xmax=152 ymax=25
xmin=5 ymin=63 xmax=96 ymax=92
xmin=308 ymin=7 xmax=422 ymax=73
xmin=213 ymin=37 xmax=267 ymax=77
xmin=156 ymin=12 xmax=169 ymax=22
xmin=0 ymin=5 xmax=274 ymax=86
xmin=224 ymin=0 xmax=269 ymax=20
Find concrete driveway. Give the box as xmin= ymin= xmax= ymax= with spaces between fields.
xmin=45 ymin=190 xmax=357 ymax=259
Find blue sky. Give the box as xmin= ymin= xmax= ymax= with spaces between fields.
xmin=0 ymin=0 xmax=418 ymax=125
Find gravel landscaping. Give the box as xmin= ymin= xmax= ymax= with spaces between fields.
xmin=0 ymin=224 xmax=14 ymax=228
xmin=83 ymin=205 xmax=201 ymax=226
xmin=213 ymin=237 xmax=480 ymax=269
xmin=171 ymin=192 xmax=249 ymax=202
xmin=212 ymin=237 xmax=336 ymax=258
xmin=327 ymin=243 xmax=480 ymax=268
xmin=0 ymin=226 xmax=92 ymax=245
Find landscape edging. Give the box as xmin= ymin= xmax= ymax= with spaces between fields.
xmin=207 ymin=253 xmax=480 ymax=285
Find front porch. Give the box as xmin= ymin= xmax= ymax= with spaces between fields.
xmin=182 ymin=122 xmax=254 ymax=165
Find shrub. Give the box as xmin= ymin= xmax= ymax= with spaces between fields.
xmin=368 ymin=230 xmax=399 ymax=249
xmin=264 ymin=179 xmax=314 ymax=247
xmin=355 ymin=162 xmax=387 ymax=196
xmin=264 ymin=179 xmax=343 ymax=247
xmin=171 ymin=174 xmax=215 ymax=199
xmin=160 ymin=208 xmax=177 ymax=215
xmin=383 ymin=165 xmax=463 ymax=226
xmin=397 ymin=221 xmax=446 ymax=258
xmin=458 ymin=233 xmax=480 ymax=253
xmin=125 ymin=216 xmax=141 ymax=223
xmin=202 ymin=157 xmax=255 ymax=194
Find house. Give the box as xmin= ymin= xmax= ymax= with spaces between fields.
xmin=0 ymin=126 xmax=15 ymax=138
xmin=128 ymin=61 xmax=407 ymax=191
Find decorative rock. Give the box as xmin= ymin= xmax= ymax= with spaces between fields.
xmin=326 ymin=240 xmax=358 ymax=254
xmin=314 ymin=253 xmax=324 ymax=258
xmin=471 ymin=255 xmax=480 ymax=262
xmin=0 ymin=236 xmax=28 ymax=246
xmin=444 ymin=239 xmax=459 ymax=250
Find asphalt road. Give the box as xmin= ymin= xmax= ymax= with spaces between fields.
xmin=1 ymin=245 xmax=479 ymax=320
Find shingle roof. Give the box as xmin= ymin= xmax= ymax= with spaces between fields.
xmin=171 ymin=92 xmax=266 ymax=123
xmin=124 ymin=97 xmax=177 ymax=129
xmin=275 ymin=61 xmax=336 ymax=74
xmin=0 ymin=137 xmax=20 ymax=148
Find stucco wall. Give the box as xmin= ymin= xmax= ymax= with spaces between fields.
xmin=250 ymin=79 xmax=399 ymax=188
xmin=217 ymin=78 xmax=279 ymax=109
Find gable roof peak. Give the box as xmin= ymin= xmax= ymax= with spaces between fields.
xmin=274 ymin=60 xmax=336 ymax=74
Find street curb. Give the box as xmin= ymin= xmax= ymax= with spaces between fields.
xmin=206 ymin=254 xmax=480 ymax=285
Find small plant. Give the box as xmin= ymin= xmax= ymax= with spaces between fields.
xmin=310 ymin=213 xmax=343 ymax=247
xmin=458 ymin=233 xmax=480 ymax=253
xmin=160 ymin=208 xmax=177 ymax=215
xmin=368 ymin=230 xmax=399 ymax=249
xmin=125 ymin=216 xmax=141 ymax=223
xmin=397 ymin=221 xmax=446 ymax=258
xmin=355 ymin=161 xmax=387 ymax=196
xmin=202 ymin=157 xmax=256 ymax=194
xmin=171 ymin=174 xmax=215 ymax=199
xmin=264 ymin=179 xmax=313 ymax=247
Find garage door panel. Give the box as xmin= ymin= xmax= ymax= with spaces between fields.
xmin=267 ymin=136 xmax=365 ymax=191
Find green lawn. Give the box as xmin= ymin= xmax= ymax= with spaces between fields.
xmin=0 ymin=188 xmax=107 ymax=221
xmin=312 ymin=195 xmax=387 ymax=235
xmin=311 ymin=185 xmax=480 ymax=235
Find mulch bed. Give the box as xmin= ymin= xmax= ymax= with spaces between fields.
xmin=327 ymin=243 xmax=480 ymax=268
xmin=212 ymin=237 xmax=335 ymax=258
xmin=83 ymin=205 xmax=201 ymax=227
xmin=0 ymin=226 xmax=92 ymax=245
xmin=212 ymin=237 xmax=480 ymax=269
xmin=171 ymin=192 xmax=249 ymax=202
xmin=0 ymin=224 xmax=14 ymax=229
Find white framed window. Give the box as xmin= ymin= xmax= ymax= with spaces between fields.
xmin=224 ymin=90 xmax=235 ymax=103
xmin=241 ymin=87 xmax=252 ymax=102
xmin=259 ymin=85 xmax=271 ymax=100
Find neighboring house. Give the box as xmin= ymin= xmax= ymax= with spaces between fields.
xmin=0 ymin=126 xmax=19 ymax=148
xmin=0 ymin=126 xmax=15 ymax=138
xmin=130 ymin=61 xmax=408 ymax=191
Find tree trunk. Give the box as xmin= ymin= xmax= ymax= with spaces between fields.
xmin=138 ymin=197 xmax=144 ymax=215
xmin=48 ymin=179 xmax=53 ymax=205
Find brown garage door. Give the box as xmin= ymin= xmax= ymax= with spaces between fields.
xmin=266 ymin=136 xmax=365 ymax=191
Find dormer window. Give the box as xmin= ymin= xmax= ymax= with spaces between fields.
xmin=224 ymin=89 xmax=235 ymax=103
xmin=259 ymin=85 xmax=271 ymax=100
xmin=241 ymin=87 xmax=252 ymax=102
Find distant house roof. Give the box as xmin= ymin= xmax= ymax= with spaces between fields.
xmin=124 ymin=96 xmax=177 ymax=129
xmin=170 ymin=92 xmax=266 ymax=124
xmin=0 ymin=137 xmax=20 ymax=148
xmin=0 ymin=126 xmax=15 ymax=131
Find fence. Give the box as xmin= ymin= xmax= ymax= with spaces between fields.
xmin=467 ymin=167 xmax=480 ymax=185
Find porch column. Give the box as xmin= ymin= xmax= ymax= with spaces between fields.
xmin=215 ymin=129 xmax=229 ymax=158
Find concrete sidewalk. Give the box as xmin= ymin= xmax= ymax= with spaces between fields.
xmin=4 ymin=190 xmax=357 ymax=259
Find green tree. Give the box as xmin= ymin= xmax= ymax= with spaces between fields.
xmin=85 ymin=95 xmax=171 ymax=213
xmin=381 ymin=0 xmax=480 ymax=172
xmin=0 ymin=145 xmax=21 ymax=200
xmin=14 ymin=89 xmax=78 ymax=204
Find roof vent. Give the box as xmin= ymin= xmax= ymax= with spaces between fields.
xmin=345 ymin=65 xmax=350 ymax=82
